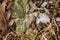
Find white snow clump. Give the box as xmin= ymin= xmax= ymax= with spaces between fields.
xmin=56 ymin=17 xmax=60 ymax=21
xmin=41 ymin=2 xmax=48 ymax=7
xmin=36 ymin=13 xmax=50 ymax=24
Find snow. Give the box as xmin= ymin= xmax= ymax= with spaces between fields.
xmin=37 ymin=1 xmax=40 ymax=3
xmin=41 ymin=1 xmax=53 ymax=7
xmin=36 ymin=13 xmax=50 ymax=24
xmin=32 ymin=12 xmax=37 ymax=16
xmin=44 ymin=8 xmax=50 ymax=14
xmin=41 ymin=2 xmax=48 ymax=7
xmin=29 ymin=12 xmax=37 ymax=17
xmin=49 ymin=1 xmax=53 ymax=4
xmin=56 ymin=17 xmax=60 ymax=21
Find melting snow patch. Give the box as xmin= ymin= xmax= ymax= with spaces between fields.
xmin=36 ymin=13 xmax=50 ymax=24
xmin=56 ymin=17 xmax=60 ymax=21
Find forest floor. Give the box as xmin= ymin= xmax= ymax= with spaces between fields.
xmin=0 ymin=0 xmax=60 ymax=40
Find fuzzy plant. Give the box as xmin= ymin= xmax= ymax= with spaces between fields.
xmin=11 ymin=0 xmax=41 ymax=40
xmin=11 ymin=0 xmax=36 ymax=37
